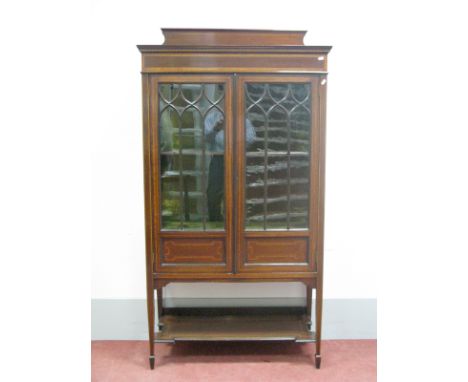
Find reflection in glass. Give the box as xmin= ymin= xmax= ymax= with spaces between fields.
xmin=159 ymin=84 xmax=225 ymax=231
xmin=244 ymin=83 xmax=311 ymax=230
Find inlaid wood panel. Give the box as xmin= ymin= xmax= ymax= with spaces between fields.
xmin=246 ymin=238 xmax=308 ymax=264
xmin=142 ymin=53 xmax=326 ymax=73
xmin=162 ymin=238 xmax=225 ymax=264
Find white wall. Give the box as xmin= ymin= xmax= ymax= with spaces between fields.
xmin=90 ymin=0 xmax=386 ymax=299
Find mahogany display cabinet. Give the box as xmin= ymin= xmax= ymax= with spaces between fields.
xmin=138 ymin=28 xmax=331 ymax=369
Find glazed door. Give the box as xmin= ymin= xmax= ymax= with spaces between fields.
xmin=151 ymin=75 xmax=233 ymax=272
xmin=236 ymin=75 xmax=320 ymax=273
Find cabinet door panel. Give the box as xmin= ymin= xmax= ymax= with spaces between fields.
xmin=236 ymin=76 xmax=319 ymax=272
xmin=151 ymin=75 xmax=233 ymax=273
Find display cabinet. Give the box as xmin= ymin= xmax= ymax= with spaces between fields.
xmin=138 ymin=29 xmax=331 ymax=369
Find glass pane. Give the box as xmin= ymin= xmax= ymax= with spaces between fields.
xmin=159 ymin=83 xmax=225 ymax=231
xmin=244 ymin=83 xmax=311 ymax=231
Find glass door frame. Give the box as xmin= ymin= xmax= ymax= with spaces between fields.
xmin=235 ymin=75 xmax=321 ymax=273
xmin=150 ymin=75 xmax=234 ymax=273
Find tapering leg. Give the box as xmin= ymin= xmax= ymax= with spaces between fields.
xmin=146 ymin=288 xmax=155 ymax=369
xmin=315 ymin=286 xmax=323 ymax=369
xmin=157 ymin=287 xmax=164 ymax=331
xmin=306 ymin=285 xmax=312 ymax=331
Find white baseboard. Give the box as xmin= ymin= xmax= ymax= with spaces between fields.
xmin=91 ymin=298 xmax=376 ymax=340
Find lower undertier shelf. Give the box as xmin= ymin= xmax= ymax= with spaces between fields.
xmin=154 ymin=307 xmax=315 ymax=343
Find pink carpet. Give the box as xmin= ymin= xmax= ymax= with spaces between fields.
xmin=92 ymin=340 xmax=376 ymax=382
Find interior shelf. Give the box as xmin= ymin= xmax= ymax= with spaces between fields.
xmin=154 ymin=307 xmax=315 ymax=343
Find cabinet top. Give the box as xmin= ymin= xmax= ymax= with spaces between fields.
xmin=137 ymin=28 xmax=332 ymax=53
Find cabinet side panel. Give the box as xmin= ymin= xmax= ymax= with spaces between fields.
xmin=142 ymin=73 xmax=155 ymax=353
xmin=142 ymin=74 xmax=154 ymax=277
xmin=149 ymin=76 xmax=162 ymax=272
xmin=316 ymin=75 xmax=327 ymax=280
xmin=314 ymin=74 xmax=328 ymax=353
